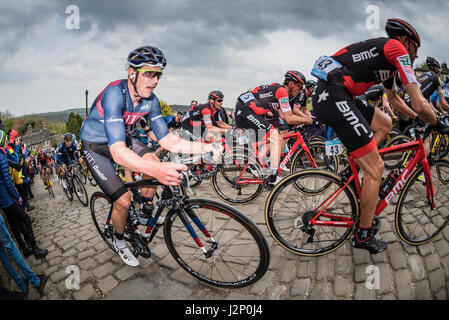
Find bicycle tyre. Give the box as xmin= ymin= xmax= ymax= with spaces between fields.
xmin=382 ymin=135 xmax=414 ymax=170
xmin=72 ymin=174 xmax=89 ymax=207
xmin=211 ymin=152 xmax=264 ymax=205
xmin=164 ymin=198 xmax=270 ymax=288
xmin=90 ymin=192 xmax=115 ymax=252
xmin=436 ymin=134 xmax=449 ymax=159
xmin=265 ymin=169 xmax=359 ymax=256
xmin=87 ymin=170 xmax=98 ymax=186
xmin=290 ymin=140 xmax=339 ymax=174
xmin=63 ymin=177 xmax=73 ymax=201
xmin=395 ymin=159 xmax=449 ymax=245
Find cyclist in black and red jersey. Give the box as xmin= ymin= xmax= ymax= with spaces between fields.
xmin=234 ymin=70 xmax=313 ymax=185
xmin=400 ymin=57 xmax=449 ymax=113
xmin=291 ymin=80 xmax=316 ymax=117
xmin=37 ymin=149 xmax=52 ymax=190
xmin=180 ymin=91 xmax=229 ymax=142
xmin=311 ymin=18 xmax=449 ymax=254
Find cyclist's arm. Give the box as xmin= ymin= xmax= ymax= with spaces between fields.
xmin=438 ymin=90 xmax=449 ymax=113
xmin=405 ymin=82 xmax=437 ymax=124
xmin=386 ymin=89 xmax=417 ymax=120
xmin=203 ymin=111 xmax=228 ymax=134
xmin=109 ymin=141 xmax=188 ymax=186
xmin=275 ymin=87 xmax=312 ymax=126
xmin=381 ymin=95 xmax=395 ymax=118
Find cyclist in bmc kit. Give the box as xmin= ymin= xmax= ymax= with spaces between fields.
xmin=234 ymin=70 xmax=313 ymax=185
xmin=402 ymin=57 xmax=449 ymax=114
xmin=180 ymin=91 xmax=229 ymax=142
xmin=311 ymin=18 xmax=449 ymax=254
xmin=80 ymin=46 xmax=221 ymax=267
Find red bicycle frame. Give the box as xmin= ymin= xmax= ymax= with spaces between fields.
xmin=310 ymin=137 xmax=434 ymax=228
xmin=230 ymin=130 xmax=318 ymax=186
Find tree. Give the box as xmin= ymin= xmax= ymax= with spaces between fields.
xmin=160 ymin=100 xmax=173 ymax=117
xmin=66 ymin=112 xmax=82 ymax=138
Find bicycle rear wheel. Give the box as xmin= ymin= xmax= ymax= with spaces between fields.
xmin=395 ymin=159 xmax=449 ymax=245
xmin=265 ymin=169 xmax=359 ymax=256
xmin=72 ymin=175 xmax=89 ymax=207
xmin=164 ymin=198 xmax=270 ymax=288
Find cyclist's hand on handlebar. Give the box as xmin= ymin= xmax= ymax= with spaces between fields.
xmin=431 ymin=118 xmax=449 ymax=135
xmin=154 ymin=162 xmax=188 ymax=186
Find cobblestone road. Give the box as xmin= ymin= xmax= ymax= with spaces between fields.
xmin=9 ymin=175 xmax=449 ymax=300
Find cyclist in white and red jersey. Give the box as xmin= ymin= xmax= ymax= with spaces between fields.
xmin=311 ymin=18 xmax=449 ymax=254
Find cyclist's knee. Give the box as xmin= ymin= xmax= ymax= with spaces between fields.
xmin=114 ymin=192 xmax=131 ymax=211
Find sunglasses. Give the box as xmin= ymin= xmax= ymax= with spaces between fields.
xmin=215 ymin=99 xmax=223 ymax=103
xmin=137 ymin=68 xmax=163 ymax=79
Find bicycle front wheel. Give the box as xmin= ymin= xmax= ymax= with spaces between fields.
xmin=164 ymin=198 xmax=270 ymax=288
xmin=63 ymin=177 xmax=73 ymax=201
xmin=395 ymin=159 xmax=449 ymax=245
xmin=72 ymin=175 xmax=89 ymax=207
xmin=265 ymin=169 xmax=359 ymax=256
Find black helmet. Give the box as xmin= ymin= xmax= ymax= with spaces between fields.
xmin=285 ymin=70 xmax=306 ymax=85
xmin=126 ymin=46 xmax=167 ymax=70
xmin=426 ymin=57 xmax=441 ymax=71
xmin=208 ymin=91 xmax=224 ymax=100
xmin=64 ymin=133 xmax=72 ymax=141
xmin=305 ymin=80 xmax=317 ymax=88
xmin=385 ymin=18 xmax=421 ymax=48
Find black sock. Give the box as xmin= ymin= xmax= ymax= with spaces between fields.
xmin=356 ymin=225 xmax=371 ymax=241
xmin=114 ymin=232 xmax=124 ymax=241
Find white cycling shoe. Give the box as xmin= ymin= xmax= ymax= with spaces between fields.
xmin=113 ymin=240 xmax=140 ymax=267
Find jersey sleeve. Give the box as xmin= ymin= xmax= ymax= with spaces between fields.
xmin=102 ymin=85 xmax=127 ymax=146
xmin=147 ymin=96 xmax=170 ymax=141
xmin=384 ymin=39 xmax=417 ymax=87
xmin=275 ymin=87 xmax=292 ymax=113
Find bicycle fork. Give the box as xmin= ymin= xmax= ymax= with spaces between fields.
xmin=177 ymin=206 xmax=218 ymax=258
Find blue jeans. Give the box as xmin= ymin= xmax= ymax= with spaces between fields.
xmin=0 ymin=213 xmax=40 ymax=292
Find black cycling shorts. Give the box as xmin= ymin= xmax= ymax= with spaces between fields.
xmin=234 ymin=101 xmax=275 ymax=142
xmin=312 ymin=80 xmax=376 ymax=158
xmin=81 ymin=136 xmax=151 ymax=203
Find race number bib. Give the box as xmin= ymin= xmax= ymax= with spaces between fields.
xmin=325 ymin=139 xmax=344 ymax=156
xmin=312 ymin=56 xmax=342 ymax=81
xmin=239 ymin=92 xmax=256 ymax=104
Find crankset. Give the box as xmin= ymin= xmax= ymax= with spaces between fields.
xmin=131 ymin=234 xmax=151 ymax=259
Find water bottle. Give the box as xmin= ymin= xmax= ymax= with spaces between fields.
xmin=379 ymin=168 xmax=402 ymax=199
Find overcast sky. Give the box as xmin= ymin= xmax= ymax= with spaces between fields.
xmin=1 ymin=0 xmax=448 ymax=117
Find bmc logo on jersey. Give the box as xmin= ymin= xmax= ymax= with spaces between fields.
xmin=352 ymin=47 xmax=379 ymax=63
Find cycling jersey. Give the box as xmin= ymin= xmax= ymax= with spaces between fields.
xmin=400 ymin=71 xmax=444 ymax=107
xmin=80 ymin=79 xmax=169 ymax=146
xmin=180 ymin=103 xmax=218 ymax=140
xmin=290 ymin=89 xmax=308 ymax=108
xmin=311 ymin=37 xmax=416 ymax=158
xmin=312 ymin=37 xmax=417 ymax=96
xmin=181 ymin=103 xmax=217 ymax=129
xmin=234 ymin=83 xmax=292 ymax=140
xmin=37 ymin=154 xmax=50 ymax=167
xmin=57 ymin=141 xmax=79 ymax=165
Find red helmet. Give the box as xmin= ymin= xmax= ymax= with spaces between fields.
xmin=39 ymin=149 xmax=43 ymax=154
